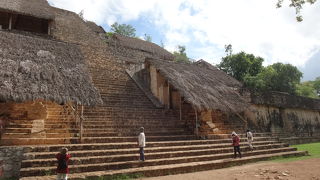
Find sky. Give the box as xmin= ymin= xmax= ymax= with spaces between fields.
xmin=48 ymin=0 xmax=320 ymax=81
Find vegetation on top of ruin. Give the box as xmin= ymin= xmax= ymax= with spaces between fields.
xmin=109 ymin=22 xmax=136 ymax=38
xmin=173 ymin=45 xmax=191 ymax=63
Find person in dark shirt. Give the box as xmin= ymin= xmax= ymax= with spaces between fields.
xmin=56 ymin=147 xmax=71 ymax=180
xmin=232 ymin=131 xmax=242 ymax=158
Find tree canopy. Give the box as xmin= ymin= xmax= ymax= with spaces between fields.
xmin=110 ymin=22 xmax=136 ymax=37
xmin=218 ymin=51 xmax=305 ymax=95
xmin=173 ymin=45 xmax=190 ymax=63
xmin=217 ymin=51 xmax=264 ymax=82
xmin=313 ymin=77 xmax=320 ymax=96
xmin=277 ymin=0 xmax=317 ymax=21
xmin=296 ymin=81 xmax=318 ymax=98
xmin=244 ymin=63 xmax=303 ymax=94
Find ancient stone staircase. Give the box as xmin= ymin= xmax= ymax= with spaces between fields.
xmin=18 ymin=133 xmax=306 ymax=179
xmin=16 ymin=61 xmax=307 ymax=179
xmin=0 ymin=102 xmax=79 ymax=146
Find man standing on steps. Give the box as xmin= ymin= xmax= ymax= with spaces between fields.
xmin=138 ymin=127 xmax=146 ymax=161
xmin=246 ymin=129 xmax=254 ymax=151
xmin=231 ymin=131 xmax=242 ymax=158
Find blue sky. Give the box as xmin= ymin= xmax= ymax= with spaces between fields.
xmin=48 ymin=0 xmax=320 ymax=81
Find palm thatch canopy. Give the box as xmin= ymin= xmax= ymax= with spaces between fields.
xmin=146 ymin=58 xmax=249 ymax=112
xmin=0 ymin=31 xmax=102 ymax=106
xmin=0 ymin=0 xmax=54 ymax=20
xmin=109 ymin=34 xmax=174 ymax=61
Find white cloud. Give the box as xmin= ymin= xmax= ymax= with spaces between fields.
xmin=48 ymin=0 xmax=320 ymax=67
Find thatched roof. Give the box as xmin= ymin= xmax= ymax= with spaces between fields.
xmin=0 ymin=0 xmax=54 ymax=20
xmin=51 ymin=7 xmax=105 ymax=47
xmin=146 ymin=58 xmax=249 ymax=112
xmin=0 ymin=31 xmax=102 ymax=106
xmin=109 ymin=34 xmax=174 ymax=61
xmin=86 ymin=21 xmax=105 ymax=34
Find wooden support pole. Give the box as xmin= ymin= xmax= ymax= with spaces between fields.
xmin=8 ymin=14 xmax=12 ymax=30
xmin=235 ymin=112 xmax=248 ymax=131
xmin=80 ymin=105 xmax=84 ymax=143
xmin=194 ymin=107 xmax=199 ymax=137
xmin=179 ymin=95 xmax=182 ymax=122
xmin=47 ymin=20 xmax=51 ymax=35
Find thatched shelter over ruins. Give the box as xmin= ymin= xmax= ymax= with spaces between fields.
xmin=0 ymin=0 xmax=54 ymax=34
xmin=0 ymin=0 xmax=54 ymax=20
xmin=144 ymin=58 xmax=249 ymax=112
xmin=0 ymin=30 xmax=102 ymax=106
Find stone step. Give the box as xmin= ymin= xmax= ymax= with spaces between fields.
xmin=81 ymin=121 xmax=183 ymax=126
xmin=19 ymin=147 xmax=301 ymax=177
xmin=0 ymin=137 xmax=79 ymax=146
xmin=2 ymin=133 xmax=76 ymax=138
xmin=20 ymin=150 xmax=306 ymax=180
xmin=82 ymin=125 xmax=186 ymax=129
xmin=82 ymin=131 xmax=191 ymax=137
xmin=6 ymin=124 xmax=78 ymax=129
xmin=81 ymin=135 xmax=197 ymax=143
xmin=208 ymin=133 xmax=273 ymax=139
xmin=21 ymin=143 xmax=288 ymax=169
xmin=83 ymin=106 xmax=164 ymax=110
xmin=4 ymin=128 xmax=79 ymax=134
xmin=82 ymin=112 xmax=177 ymax=117
xmin=20 ymin=137 xmax=276 ymax=153
xmin=24 ymin=141 xmax=282 ymax=159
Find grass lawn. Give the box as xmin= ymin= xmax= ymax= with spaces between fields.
xmin=271 ymin=142 xmax=320 ymax=162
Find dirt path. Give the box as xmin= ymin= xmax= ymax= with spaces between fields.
xmin=141 ymin=158 xmax=320 ymax=180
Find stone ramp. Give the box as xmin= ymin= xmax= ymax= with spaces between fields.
xmin=18 ymin=133 xmax=306 ymax=179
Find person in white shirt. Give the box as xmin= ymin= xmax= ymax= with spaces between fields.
xmin=138 ymin=127 xmax=146 ymax=161
xmin=246 ymin=129 xmax=254 ymax=151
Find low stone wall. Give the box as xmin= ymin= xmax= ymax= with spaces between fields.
xmin=0 ymin=146 xmax=26 ymax=178
xmin=279 ymin=136 xmax=320 ymax=145
xmin=246 ymin=92 xmax=320 ymax=136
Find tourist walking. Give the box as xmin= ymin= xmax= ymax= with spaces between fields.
xmin=56 ymin=147 xmax=71 ymax=180
xmin=138 ymin=127 xmax=146 ymax=161
xmin=231 ymin=131 xmax=242 ymax=158
xmin=246 ymin=129 xmax=254 ymax=151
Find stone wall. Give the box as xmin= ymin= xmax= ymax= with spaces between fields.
xmin=0 ymin=146 xmax=26 ymax=178
xmin=246 ymin=92 xmax=320 ymax=137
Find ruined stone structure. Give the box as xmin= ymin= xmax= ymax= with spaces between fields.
xmin=0 ymin=0 xmax=318 ymax=179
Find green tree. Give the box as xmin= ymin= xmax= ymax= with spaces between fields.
xmin=144 ymin=34 xmax=152 ymax=42
xmin=276 ymin=0 xmax=317 ymax=21
xmin=224 ymin=44 xmax=233 ymax=56
xmin=110 ymin=22 xmax=136 ymax=37
xmin=296 ymin=81 xmax=318 ymax=98
xmin=313 ymin=77 xmax=320 ymax=96
xmin=217 ymin=52 xmax=264 ymax=82
xmin=269 ymin=63 xmax=302 ymax=93
xmin=244 ymin=63 xmax=303 ymax=94
xmin=173 ymin=45 xmax=190 ymax=63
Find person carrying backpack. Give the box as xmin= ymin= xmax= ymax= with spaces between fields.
xmin=56 ymin=147 xmax=71 ymax=180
